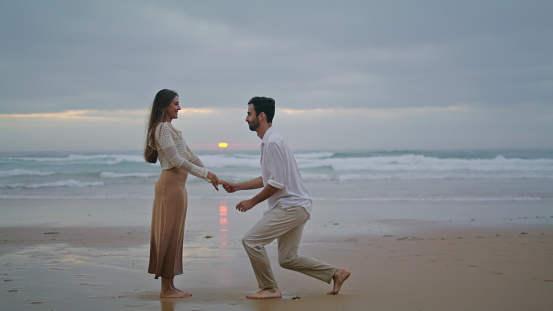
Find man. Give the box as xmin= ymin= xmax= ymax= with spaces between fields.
xmin=221 ymin=96 xmax=350 ymax=299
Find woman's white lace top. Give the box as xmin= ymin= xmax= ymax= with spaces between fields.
xmin=152 ymin=122 xmax=209 ymax=181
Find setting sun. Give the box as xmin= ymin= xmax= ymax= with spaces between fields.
xmin=218 ymin=142 xmax=229 ymax=148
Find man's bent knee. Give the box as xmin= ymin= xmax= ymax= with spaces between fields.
xmin=242 ymin=235 xmax=262 ymax=251
xmin=241 ymin=236 xmax=251 ymax=249
xmin=278 ymin=256 xmax=299 ymax=270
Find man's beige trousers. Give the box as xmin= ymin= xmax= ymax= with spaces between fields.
xmin=242 ymin=205 xmax=337 ymax=289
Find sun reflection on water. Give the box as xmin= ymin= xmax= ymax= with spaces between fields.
xmin=218 ymin=201 xmax=228 ymax=248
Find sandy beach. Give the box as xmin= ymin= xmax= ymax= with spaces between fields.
xmin=1 ymin=198 xmax=552 ymax=311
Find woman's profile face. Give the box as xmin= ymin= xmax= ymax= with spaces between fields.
xmin=165 ymin=96 xmax=181 ymax=121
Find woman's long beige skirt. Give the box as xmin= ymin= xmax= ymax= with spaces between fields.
xmin=148 ymin=167 xmax=188 ymax=279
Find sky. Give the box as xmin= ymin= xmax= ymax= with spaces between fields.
xmin=1 ymin=0 xmax=552 ymax=152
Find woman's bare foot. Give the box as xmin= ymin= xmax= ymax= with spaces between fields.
xmin=171 ymin=286 xmax=189 ymax=296
xmin=170 ymin=280 xmax=186 ymax=295
xmin=327 ymin=268 xmax=351 ymax=295
xmin=246 ymin=288 xmax=282 ymax=299
xmin=160 ymin=277 xmax=191 ymax=298
xmin=160 ymin=288 xmax=192 ymax=298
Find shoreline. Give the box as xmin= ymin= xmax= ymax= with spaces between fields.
xmin=1 ymin=198 xmax=553 ymax=310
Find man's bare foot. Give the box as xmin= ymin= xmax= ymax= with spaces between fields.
xmin=327 ymin=268 xmax=351 ymax=295
xmin=160 ymin=288 xmax=192 ymax=298
xmin=246 ymin=288 xmax=282 ymax=299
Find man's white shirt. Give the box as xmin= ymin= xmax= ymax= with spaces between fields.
xmin=260 ymin=127 xmax=312 ymax=215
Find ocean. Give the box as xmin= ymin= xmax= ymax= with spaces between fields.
xmin=1 ymin=149 xmax=552 ymax=203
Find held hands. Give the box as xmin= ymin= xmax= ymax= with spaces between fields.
xmin=220 ymin=180 xmax=238 ymax=193
xmin=206 ymin=177 xmax=239 ymax=193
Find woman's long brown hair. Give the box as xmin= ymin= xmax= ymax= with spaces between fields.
xmin=144 ymin=89 xmax=178 ymax=163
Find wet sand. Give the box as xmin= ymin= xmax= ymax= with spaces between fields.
xmin=1 ymin=198 xmax=553 ymax=310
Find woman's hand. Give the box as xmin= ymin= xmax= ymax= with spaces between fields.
xmin=207 ymin=171 xmax=219 ymax=191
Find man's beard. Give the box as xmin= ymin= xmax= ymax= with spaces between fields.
xmin=248 ymin=119 xmax=260 ymax=131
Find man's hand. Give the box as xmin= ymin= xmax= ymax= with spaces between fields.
xmin=220 ymin=180 xmax=239 ymax=193
xmin=235 ymin=184 xmax=278 ymax=213
xmin=236 ymin=199 xmax=256 ymax=212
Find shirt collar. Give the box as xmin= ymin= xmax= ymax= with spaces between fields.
xmin=261 ymin=126 xmax=275 ymax=145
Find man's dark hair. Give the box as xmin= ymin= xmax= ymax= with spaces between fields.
xmin=248 ymin=97 xmax=275 ymax=123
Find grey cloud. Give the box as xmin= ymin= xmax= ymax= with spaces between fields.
xmin=0 ymin=0 xmax=551 ymax=114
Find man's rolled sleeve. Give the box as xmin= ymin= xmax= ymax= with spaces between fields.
xmin=268 ymin=179 xmax=284 ymax=189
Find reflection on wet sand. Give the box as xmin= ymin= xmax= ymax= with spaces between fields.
xmin=160 ymin=298 xmax=174 ymax=311
xmin=219 ymin=201 xmax=228 ymax=249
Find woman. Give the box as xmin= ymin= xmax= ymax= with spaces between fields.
xmin=144 ymin=89 xmax=219 ymax=298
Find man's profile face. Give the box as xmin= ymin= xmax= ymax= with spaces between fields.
xmin=246 ymin=104 xmax=260 ymax=131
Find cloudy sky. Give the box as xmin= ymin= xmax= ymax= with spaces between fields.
xmin=1 ymin=0 xmax=552 ymax=152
